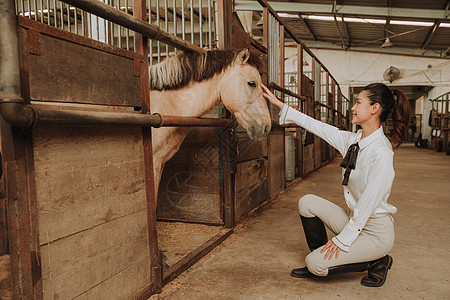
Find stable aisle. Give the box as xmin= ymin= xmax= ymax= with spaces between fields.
xmin=150 ymin=144 xmax=450 ymax=299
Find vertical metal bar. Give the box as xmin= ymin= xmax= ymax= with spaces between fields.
xmin=118 ymin=0 xmax=122 ymax=47
xmin=214 ymin=0 xmax=218 ymax=47
xmin=27 ymin=0 xmax=31 ymax=19
xmin=88 ymin=12 xmax=92 ymax=38
xmin=46 ymin=0 xmax=50 ymax=24
xmin=190 ymin=0 xmax=193 ymax=44
xmin=156 ymin=0 xmax=160 ymax=61
xmin=75 ymin=8 xmax=79 ymax=34
xmin=208 ymin=0 xmax=211 ymax=49
xmin=181 ymin=0 xmax=185 ymax=40
xmin=148 ymin=0 xmax=152 ymax=64
xmin=173 ymin=0 xmax=177 ymax=54
xmin=61 ymin=2 xmax=65 ymax=30
xmin=40 ymin=0 xmax=44 ymax=22
xmin=109 ymin=0 xmax=113 ymax=44
xmin=164 ymin=0 xmax=168 ymax=56
xmin=67 ymin=4 xmax=70 ymax=31
xmin=33 ymin=0 xmax=38 ymax=20
xmin=125 ymin=0 xmax=129 ymax=49
xmin=81 ymin=7 xmax=85 ymax=35
xmin=52 ymin=0 xmax=56 ymax=26
xmin=20 ymin=0 xmax=25 ymax=16
xmin=198 ymin=0 xmax=202 ymax=48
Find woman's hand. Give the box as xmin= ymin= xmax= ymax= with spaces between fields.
xmin=261 ymin=83 xmax=284 ymax=110
xmin=320 ymin=240 xmax=340 ymax=260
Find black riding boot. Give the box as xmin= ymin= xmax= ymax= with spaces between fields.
xmin=291 ymin=216 xmax=328 ymax=278
xmin=291 ymin=260 xmax=376 ymax=278
xmin=360 ymin=255 xmax=393 ymax=287
xmin=300 ymin=216 xmax=328 ymax=251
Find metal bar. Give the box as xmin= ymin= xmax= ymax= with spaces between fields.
xmin=46 ymin=0 xmax=50 ymax=24
xmin=40 ymin=0 xmax=44 ymax=22
xmin=198 ymin=0 xmax=202 ymax=48
xmin=156 ymin=0 xmax=160 ymax=60
xmin=33 ymin=0 xmax=38 ymax=20
xmin=173 ymin=0 xmax=176 ymax=54
xmin=421 ymin=21 xmax=440 ymax=49
xmin=67 ymin=4 xmax=71 ymax=31
xmin=27 ymin=0 xmax=31 ymax=19
xmin=181 ymin=0 xmax=185 ymax=39
xmin=268 ymin=82 xmax=306 ymax=102
xmin=58 ymin=0 xmax=204 ymax=52
xmin=208 ymin=0 xmax=211 ymax=49
xmin=125 ymin=0 xmax=130 ymax=50
xmin=190 ymin=0 xmax=194 ymax=43
xmin=81 ymin=7 xmax=85 ymax=35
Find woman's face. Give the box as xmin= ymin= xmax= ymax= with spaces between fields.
xmin=351 ymin=90 xmax=377 ymax=125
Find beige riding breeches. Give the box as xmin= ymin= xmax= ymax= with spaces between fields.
xmin=298 ymin=194 xmax=395 ymax=276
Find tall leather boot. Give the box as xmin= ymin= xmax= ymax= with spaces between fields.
xmin=360 ymin=255 xmax=393 ymax=287
xmin=291 ymin=216 xmax=328 ymax=278
xmin=300 ymin=216 xmax=328 ymax=251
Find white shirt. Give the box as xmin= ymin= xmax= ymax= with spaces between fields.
xmin=279 ymin=104 xmax=396 ymax=252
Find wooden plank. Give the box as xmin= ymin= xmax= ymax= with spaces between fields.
xmin=235 ymin=158 xmax=268 ymax=192
xmin=235 ymin=179 xmax=269 ymax=220
xmin=235 ymin=137 xmax=268 ymax=163
xmin=0 ymin=255 xmax=12 ymax=300
xmin=33 ymin=127 xmax=146 ymax=245
xmin=26 ymin=32 xmax=141 ymax=107
xmin=268 ymin=127 xmax=285 ymax=198
xmin=39 ymin=210 xmax=150 ymax=299
xmin=303 ymin=144 xmax=315 ymax=175
xmin=314 ymin=135 xmax=322 ymax=170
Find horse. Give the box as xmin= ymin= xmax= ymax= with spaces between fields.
xmin=149 ymin=48 xmax=272 ymax=197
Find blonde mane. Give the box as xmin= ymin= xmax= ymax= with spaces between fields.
xmin=149 ymin=49 xmax=261 ymax=91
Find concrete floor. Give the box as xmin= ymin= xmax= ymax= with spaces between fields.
xmin=150 ymin=144 xmax=450 ymax=299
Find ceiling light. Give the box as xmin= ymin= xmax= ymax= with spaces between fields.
xmin=381 ymin=37 xmax=393 ymax=48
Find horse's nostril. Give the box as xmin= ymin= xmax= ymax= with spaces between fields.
xmin=264 ymin=125 xmax=269 ymax=135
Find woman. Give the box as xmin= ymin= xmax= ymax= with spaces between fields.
xmin=261 ymin=83 xmax=411 ymax=287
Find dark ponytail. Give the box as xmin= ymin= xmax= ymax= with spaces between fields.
xmin=362 ymin=83 xmax=411 ymax=149
xmin=391 ymin=90 xmax=411 ymax=148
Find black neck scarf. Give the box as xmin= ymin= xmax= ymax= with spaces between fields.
xmin=340 ymin=143 xmax=359 ymax=186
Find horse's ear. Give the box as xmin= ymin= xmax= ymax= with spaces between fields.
xmin=237 ymin=48 xmax=250 ymax=65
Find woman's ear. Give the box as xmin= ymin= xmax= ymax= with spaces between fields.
xmin=372 ymin=103 xmax=381 ymax=115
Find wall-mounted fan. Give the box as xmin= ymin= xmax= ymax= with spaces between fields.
xmin=383 ymin=66 xmax=400 ymax=83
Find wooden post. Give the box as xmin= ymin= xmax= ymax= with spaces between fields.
xmin=2 ymin=10 xmax=44 ymax=299
xmin=134 ymin=0 xmax=162 ymax=294
xmin=217 ymin=0 xmax=235 ymax=227
xmin=262 ymin=8 xmax=268 ymax=49
xmin=296 ymin=43 xmax=303 ymax=178
xmin=217 ymin=0 xmax=232 ymax=49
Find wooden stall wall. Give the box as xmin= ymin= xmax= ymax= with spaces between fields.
xmin=18 ymin=19 xmax=153 ymax=299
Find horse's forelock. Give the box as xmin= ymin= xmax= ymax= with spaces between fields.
xmin=149 ymin=49 xmax=260 ymax=91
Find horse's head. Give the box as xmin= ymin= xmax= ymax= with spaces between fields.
xmin=219 ymin=49 xmax=271 ymax=140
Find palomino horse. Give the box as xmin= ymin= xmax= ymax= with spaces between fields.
xmin=149 ymin=48 xmax=272 ymax=197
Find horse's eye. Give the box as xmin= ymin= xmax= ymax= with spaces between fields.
xmin=248 ymin=81 xmax=256 ymax=87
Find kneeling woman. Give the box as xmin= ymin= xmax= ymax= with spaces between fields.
xmin=262 ymin=83 xmax=410 ymax=287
